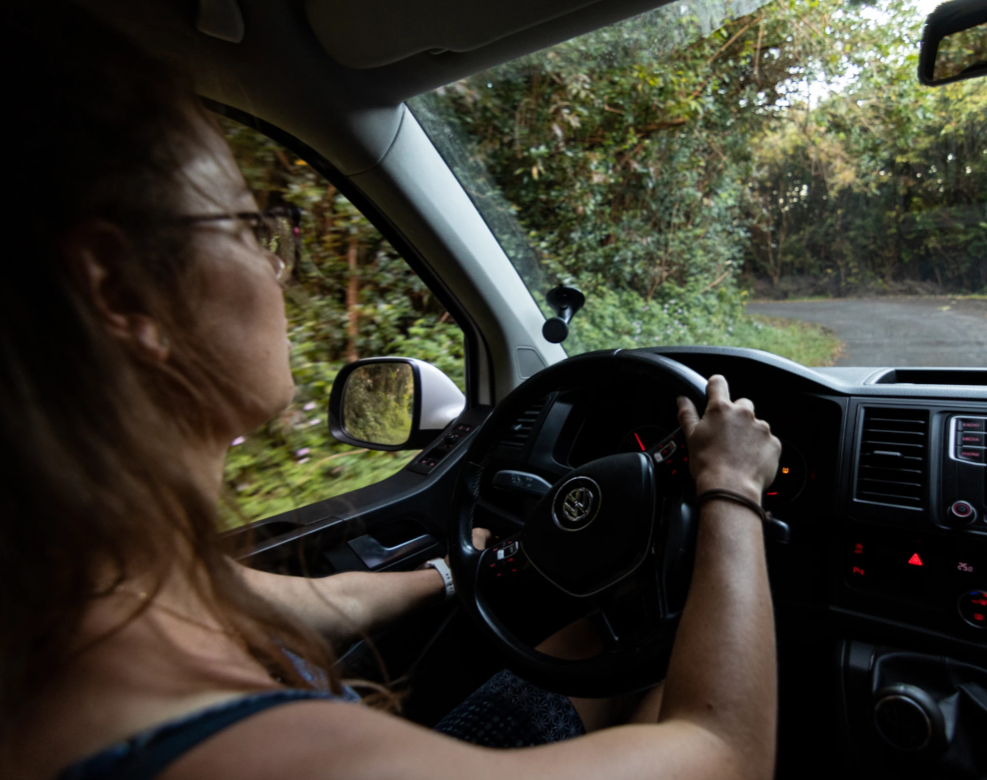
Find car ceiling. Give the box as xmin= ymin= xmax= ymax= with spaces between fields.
xmin=81 ymin=0 xmax=673 ymax=175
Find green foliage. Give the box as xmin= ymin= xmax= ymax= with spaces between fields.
xmin=219 ymin=118 xmax=465 ymax=527
xmin=412 ymin=0 xmax=983 ymax=336
xmin=737 ymin=3 xmax=986 ymax=294
xmin=566 ymin=283 xmax=841 ymax=366
xmin=410 ymin=0 xmax=872 ymax=360
xmin=342 ymin=363 xmax=415 ymax=446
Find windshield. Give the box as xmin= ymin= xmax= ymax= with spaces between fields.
xmin=408 ymin=0 xmax=987 ymax=368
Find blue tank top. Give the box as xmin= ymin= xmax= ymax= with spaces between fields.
xmin=56 ymin=649 xmax=361 ymax=780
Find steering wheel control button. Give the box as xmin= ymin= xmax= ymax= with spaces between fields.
xmin=653 ymin=440 xmax=676 ymax=462
xmin=492 ymin=470 xmax=553 ymax=497
xmin=948 ymin=501 xmax=977 ymax=526
xmin=485 ymin=540 xmax=525 ymax=580
xmin=552 ymin=476 xmax=602 ymax=532
xmin=958 ymin=590 xmax=987 ymax=628
xmin=873 ymin=685 xmax=945 ymax=754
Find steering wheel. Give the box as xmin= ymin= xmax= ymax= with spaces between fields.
xmin=449 ymin=350 xmax=708 ymax=698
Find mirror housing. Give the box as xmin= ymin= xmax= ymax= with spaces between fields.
xmin=919 ymin=0 xmax=987 ymax=86
xmin=328 ymin=357 xmax=466 ymax=451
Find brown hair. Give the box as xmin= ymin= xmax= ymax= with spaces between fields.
xmin=0 ymin=1 xmax=354 ymax=763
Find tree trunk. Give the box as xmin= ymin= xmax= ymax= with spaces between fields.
xmin=346 ymin=235 xmax=360 ymax=363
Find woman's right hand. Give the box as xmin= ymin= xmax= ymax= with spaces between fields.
xmin=676 ymin=374 xmax=781 ymax=504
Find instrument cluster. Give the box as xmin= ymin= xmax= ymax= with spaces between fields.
xmin=554 ymin=381 xmax=839 ymax=518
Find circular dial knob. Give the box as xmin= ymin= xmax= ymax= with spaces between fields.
xmin=958 ymin=590 xmax=987 ymax=629
xmin=947 ymin=500 xmax=978 ymax=526
xmin=873 ymin=684 xmax=945 ymax=753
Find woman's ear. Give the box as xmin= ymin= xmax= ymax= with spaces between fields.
xmin=64 ymin=220 xmax=171 ymax=363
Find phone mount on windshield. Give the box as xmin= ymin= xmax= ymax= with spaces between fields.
xmin=542 ymin=284 xmax=585 ymax=344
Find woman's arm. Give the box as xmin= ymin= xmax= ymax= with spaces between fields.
xmin=656 ymin=375 xmax=781 ymax=778
xmin=233 ymin=529 xmax=492 ymax=646
xmin=234 ymin=565 xmax=445 ymax=646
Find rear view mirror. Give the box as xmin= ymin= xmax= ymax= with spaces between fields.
xmin=919 ymin=0 xmax=987 ymax=86
xmin=328 ymin=357 xmax=465 ymax=450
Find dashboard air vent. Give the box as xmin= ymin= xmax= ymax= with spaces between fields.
xmin=855 ymin=408 xmax=929 ymax=509
xmin=500 ymin=401 xmax=546 ymax=448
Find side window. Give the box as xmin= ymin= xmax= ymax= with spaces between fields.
xmin=217 ymin=117 xmax=465 ymax=527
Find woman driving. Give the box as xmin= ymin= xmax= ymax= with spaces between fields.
xmin=1 ymin=4 xmax=781 ymax=780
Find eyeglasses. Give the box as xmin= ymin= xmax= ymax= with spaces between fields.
xmin=180 ymin=205 xmax=302 ymax=281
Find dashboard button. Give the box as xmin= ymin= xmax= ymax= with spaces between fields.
xmin=948 ymin=501 xmax=977 ymax=525
xmin=957 ymin=590 xmax=987 ymax=628
xmin=958 ymin=432 xmax=986 ymax=447
xmin=873 ymin=685 xmax=943 ymax=753
xmin=849 ymin=562 xmax=869 ymax=580
xmin=956 ymin=418 xmax=986 ymax=433
xmin=956 ymin=447 xmax=986 ymax=464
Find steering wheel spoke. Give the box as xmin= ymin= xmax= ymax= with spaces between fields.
xmin=593 ymin=548 xmax=668 ymax=648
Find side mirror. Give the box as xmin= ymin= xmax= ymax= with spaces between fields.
xmin=919 ymin=0 xmax=987 ymax=86
xmin=328 ymin=357 xmax=465 ymax=450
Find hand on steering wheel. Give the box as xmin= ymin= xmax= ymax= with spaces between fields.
xmin=677 ymin=374 xmax=781 ymax=504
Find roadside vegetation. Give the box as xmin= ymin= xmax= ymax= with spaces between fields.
xmin=222 ymin=0 xmax=983 ymax=524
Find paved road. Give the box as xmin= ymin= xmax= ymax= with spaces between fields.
xmin=746 ymin=297 xmax=987 ymax=367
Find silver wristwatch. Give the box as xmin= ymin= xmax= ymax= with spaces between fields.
xmin=418 ymin=557 xmax=455 ymax=601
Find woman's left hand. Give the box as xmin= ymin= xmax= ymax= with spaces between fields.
xmin=446 ymin=527 xmax=492 ymax=567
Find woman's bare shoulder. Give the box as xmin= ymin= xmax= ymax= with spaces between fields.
xmin=160 ymin=696 xmax=738 ymax=780
xmin=160 ymin=698 xmax=484 ymax=780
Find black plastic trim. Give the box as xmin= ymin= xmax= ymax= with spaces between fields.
xmin=918 ymin=0 xmax=987 ymax=87
xmin=648 ymin=346 xmax=987 ymax=401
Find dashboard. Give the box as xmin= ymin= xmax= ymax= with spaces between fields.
xmin=471 ymin=346 xmax=986 ymax=779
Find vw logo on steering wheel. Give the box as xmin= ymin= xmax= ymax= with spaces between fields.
xmin=552 ymin=476 xmax=601 ymax=532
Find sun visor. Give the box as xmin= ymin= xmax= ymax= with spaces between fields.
xmin=304 ymin=0 xmax=601 ymax=69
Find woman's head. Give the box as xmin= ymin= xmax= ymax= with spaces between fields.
xmin=8 ymin=0 xmax=295 ymax=442
xmin=1 ymin=1 xmax=333 ymax=749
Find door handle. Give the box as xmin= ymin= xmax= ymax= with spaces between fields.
xmin=348 ymin=532 xmax=436 ymax=569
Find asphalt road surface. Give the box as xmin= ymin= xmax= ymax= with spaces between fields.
xmin=746 ymin=297 xmax=987 ymax=367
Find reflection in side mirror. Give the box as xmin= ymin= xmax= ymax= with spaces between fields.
xmin=328 ymin=357 xmax=466 ymax=451
xmin=341 ymin=362 xmax=414 ymax=446
xmin=919 ymin=0 xmax=987 ymax=86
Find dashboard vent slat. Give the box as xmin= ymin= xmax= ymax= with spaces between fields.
xmin=854 ymin=408 xmax=929 ymax=509
xmin=499 ymin=401 xmax=546 ymax=448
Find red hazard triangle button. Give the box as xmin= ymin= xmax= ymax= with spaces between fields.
xmin=907 ymin=552 xmax=924 ymax=567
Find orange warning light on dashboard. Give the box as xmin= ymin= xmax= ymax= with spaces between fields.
xmin=782 ymin=467 xmax=790 ymax=474
xmin=908 ymin=553 xmax=924 ymax=567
